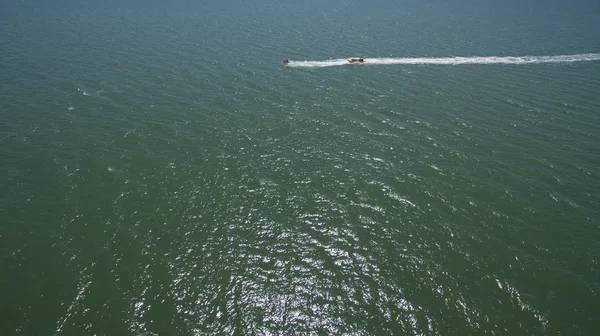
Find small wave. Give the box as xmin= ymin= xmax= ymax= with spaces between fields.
xmin=285 ymin=53 xmax=600 ymax=68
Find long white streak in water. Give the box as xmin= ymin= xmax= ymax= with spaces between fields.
xmin=286 ymin=53 xmax=600 ymax=68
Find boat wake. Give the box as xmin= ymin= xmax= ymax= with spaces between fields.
xmin=285 ymin=53 xmax=600 ymax=68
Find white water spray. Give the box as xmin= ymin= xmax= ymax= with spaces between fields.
xmin=285 ymin=53 xmax=600 ymax=68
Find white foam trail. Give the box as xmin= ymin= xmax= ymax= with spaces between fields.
xmin=286 ymin=53 xmax=600 ymax=68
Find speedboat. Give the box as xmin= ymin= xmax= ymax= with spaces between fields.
xmin=283 ymin=59 xmax=290 ymax=64
xmin=348 ymin=58 xmax=365 ymax=63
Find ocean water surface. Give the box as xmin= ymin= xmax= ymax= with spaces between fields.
xmin=1 ymin=0 xmax=600 ymax=335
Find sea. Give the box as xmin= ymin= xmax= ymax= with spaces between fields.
xmin=1 ymin=0 xmax=599 ymax=335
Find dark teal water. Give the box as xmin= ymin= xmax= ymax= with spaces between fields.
xmin=2 ymin=1 xmax=600 ymax=335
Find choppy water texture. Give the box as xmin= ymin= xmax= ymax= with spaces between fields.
xmin=1 ymin=0 xmax=600 ymax=335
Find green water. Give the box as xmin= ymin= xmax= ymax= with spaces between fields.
xmin=1 ymin=1 xmax=600 ymax=335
